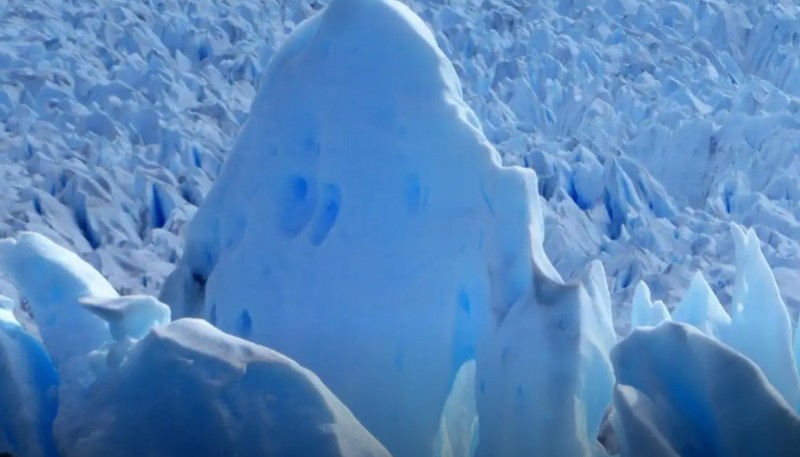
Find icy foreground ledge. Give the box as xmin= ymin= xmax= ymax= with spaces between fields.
xmin=0 ymin=231 xmax=388 ymax=457
xmin=611 ymin=322 xmax=800 ymax=457
xmin=58 ymin=318 xmax=391 ymax=457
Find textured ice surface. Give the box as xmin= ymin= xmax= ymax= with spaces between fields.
xmin=4 ymin=0 xmax=800 ymax=334
xmin=57 ymin=318 xmax=391 ymax=457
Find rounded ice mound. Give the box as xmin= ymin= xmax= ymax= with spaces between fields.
xmin=57 ymin=318 xmax=391 ymax=457
xmin=161 ymin=0 xmax=558 ymax=454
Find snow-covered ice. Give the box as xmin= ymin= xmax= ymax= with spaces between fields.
xmin=79 ymin=295 xmax=170 ymax=342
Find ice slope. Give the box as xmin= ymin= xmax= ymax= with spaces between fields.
xmin=160 ymin=0 xmax=565 ymax=454
xmin=0 ymin=297 xmax=59 ymax=457
xmin=611 ymin=322 xmax=800 ymax=457
xmin=58 ymin=318 xmax=391 ymax=457
xmin=5 ymin=0 xmax=800 ymax=335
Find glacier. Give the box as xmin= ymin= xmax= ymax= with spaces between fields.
xmin=4 ymin=0 xmax=800 ymax=331
xmin=1 ymin=0 xmax=800 ymax=456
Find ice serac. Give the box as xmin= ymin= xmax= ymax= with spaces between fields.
xmin=0 ymin=297 xmax=59 ymax=457
xmin=0 ymin=232 xmax=115 ymax=363
xmin=475 ymin=260 xmax=616 ymax=457
xmin=795 ymin=323 xmax=800 ymax=412
xmin=161 ymin=0 xmax=558 ymax=454
xmin=434 ymin=360 xmax=478 ymax=457
xmin=630 ymin=281 xmax=671 ymax=330
xmin=80 ymin=295 xmax=171 ymax=342
xmin=612 ymin=322 xmax=800 ymax=457
xmin=721 ymin=224 xmax=800 ymax=407
xmin=671 ymin=271 xmax=730 ymax=340
xmin=0 ymin=232 xmax=116 ymax=452
xmin=80 ymin=295 xmax=172 ymax=373
xmin=58 ymin=318 xmax=391 ymax=457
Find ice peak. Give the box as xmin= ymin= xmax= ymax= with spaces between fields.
xmin=672 ymin=271 xmax=730 ymax=339
xmin=631 ymin=281 xmax=671 ymax=331
xmin=723 ymin=224 xmax=800 ymax=407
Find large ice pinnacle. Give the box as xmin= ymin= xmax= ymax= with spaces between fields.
xmin=160 ymin=0 xmax=563 ymax=454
